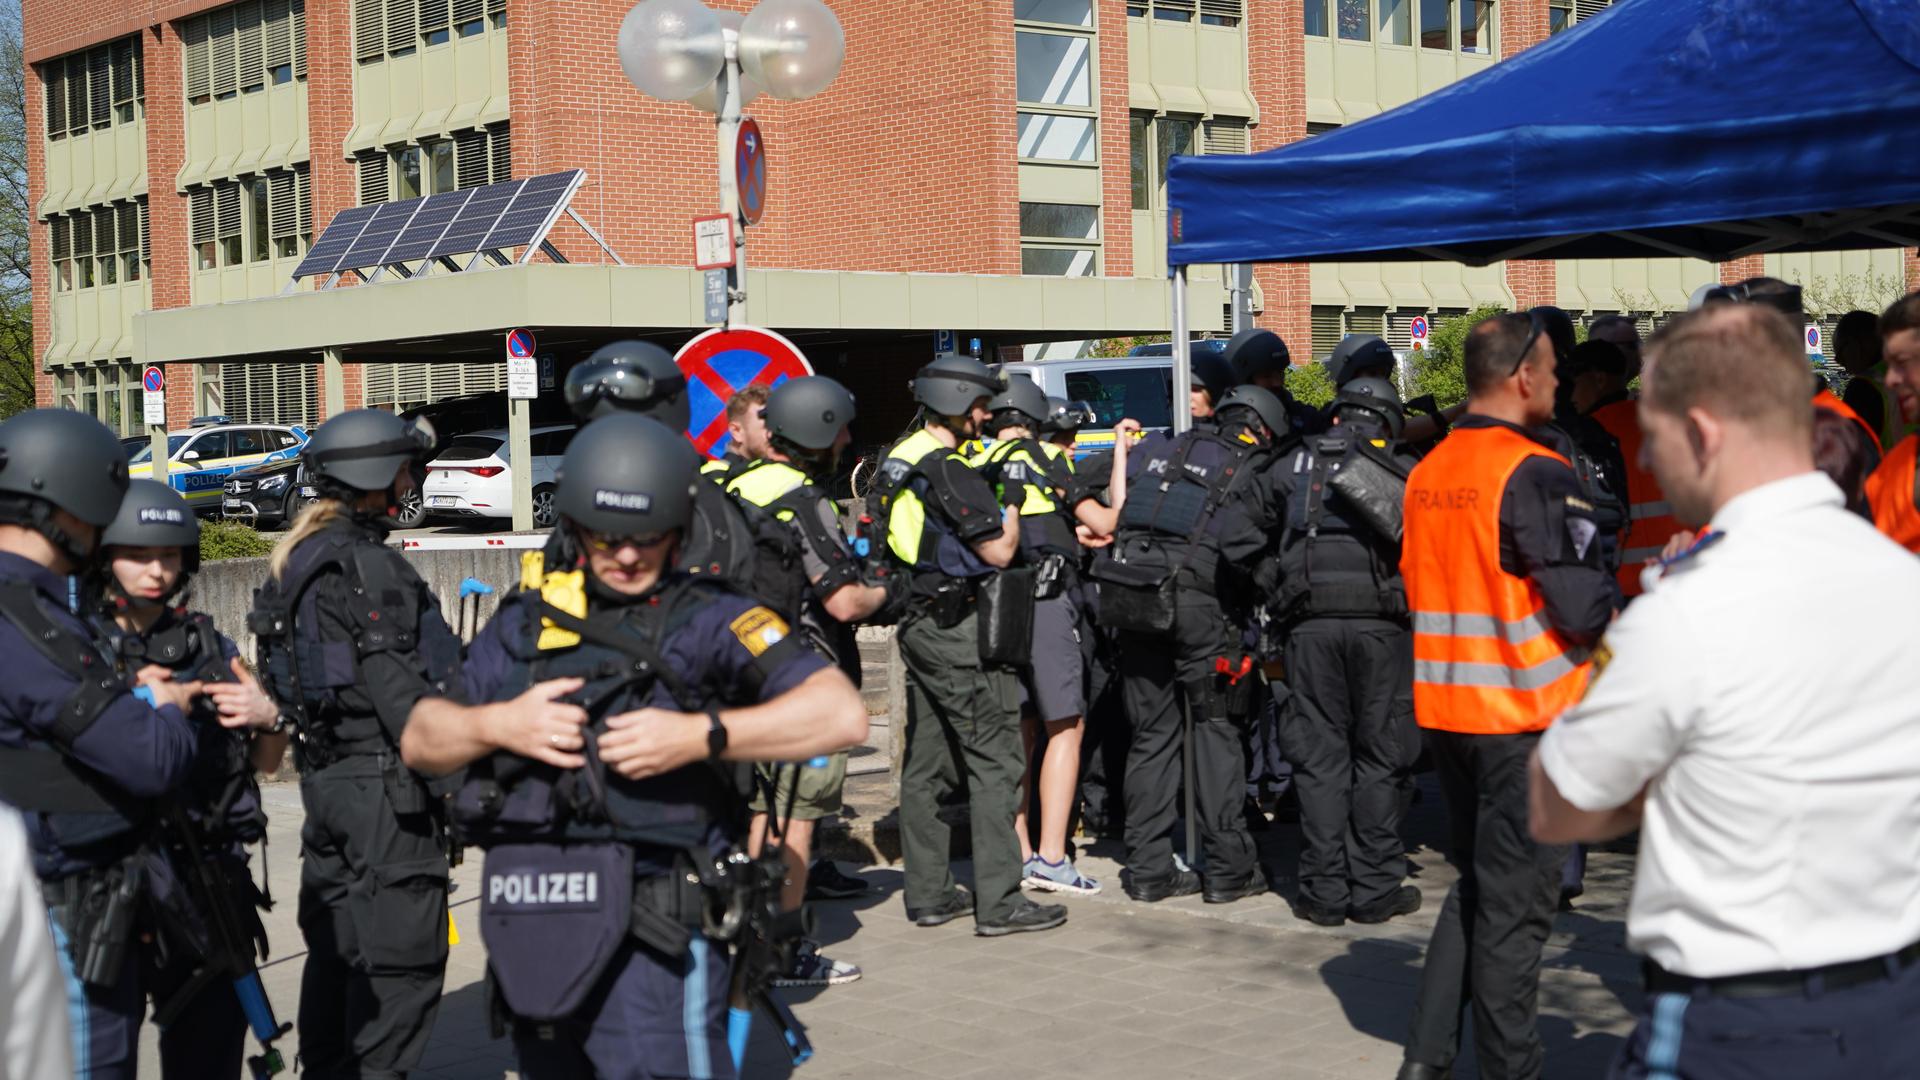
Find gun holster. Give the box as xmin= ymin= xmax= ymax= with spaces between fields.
xmin=45 ymin=859 xmax=144 ymax=988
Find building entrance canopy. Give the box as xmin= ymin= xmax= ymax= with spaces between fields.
xmin=1165 ymin=0 xmax=1920 ymax=268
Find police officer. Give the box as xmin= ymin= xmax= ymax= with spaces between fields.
xmin=1396 ymin=313 xmax=1614 ymax=1080
xmin=1095 ymin=384 xmax=1290 ymax=904
xmin=971 ymin=374 xmax=1136 ymax=895
xmin=401 ymin=414 xmax=866 ymax=1078
xmin=249 ymin=408 xmax=462 ymax=1080
xmin=1325 ymin=334 xmax=1469 ymax=443
xmin=0 ymin=409 xmax=204 ymax=1077
xmin=1270 ymin=377 xmax=1422 ymax=927
xmin=91 ymin=480 xmax=288 ymax=1078
xmin=876 ymin=355 xmax=1069 ymax=936
xmin=1223 ymin=328 xmax=1325 ymax=440
xmin=726 ymin=375 xmax=886 ymax=986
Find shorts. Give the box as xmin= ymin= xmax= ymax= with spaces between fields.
xmin=748 ymin=750 xmax=848 ymax=821
xmin=1020 ymin=593 xmax=1086 ymax=723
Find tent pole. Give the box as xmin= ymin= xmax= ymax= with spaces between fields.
xmin=1171 ymin=266 xmax=1192 ymax=436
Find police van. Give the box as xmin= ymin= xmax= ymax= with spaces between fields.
xmin=996 ymin=341 xmax=1224 ymax=457
xmin=127 ymin=417 xmax=309 ymax=511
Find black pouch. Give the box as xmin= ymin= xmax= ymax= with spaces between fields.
xmin=480 ymin=842 xmax=634 ymax=1022
xmin=977 ymin=567 xmax=1036 ymax=666
xmin=1033 ymin=552 xmax=1069 ymax=601
xmin=379 ymin=750 xmax=429 ymax=816
xmin=1327 ymin=445 xmax=1410 ymax=542
xmin=928 ymin=577 xmax=975 ymax=630
xmin=347 ymin=854 xmax=449 ymax=973
xmin=1088 ymin=558 xmax=1176 ymax=634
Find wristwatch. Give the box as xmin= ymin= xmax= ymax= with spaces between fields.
xmin=705 ymin=709 xmax=728 ymax=759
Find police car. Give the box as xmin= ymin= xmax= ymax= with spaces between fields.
xmin=995 ymin=349 xmax=1183 ymax=459
xmin=127 ymin=417 xmax=309 ymax=511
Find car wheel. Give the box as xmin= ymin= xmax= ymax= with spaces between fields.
xmin=393 ymin=487 xmax=426 ymax=529
xmin=531 ymin=484 xmax=558 ymax=529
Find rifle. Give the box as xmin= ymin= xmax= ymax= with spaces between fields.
xmin=717 ymin=758 xmax=823 ymax=1071
xmin=150 ymin=805 xmax=291 ymax=1080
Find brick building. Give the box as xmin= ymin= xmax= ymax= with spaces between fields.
xmin=25 ymin=0 xmax=1917 ymax=434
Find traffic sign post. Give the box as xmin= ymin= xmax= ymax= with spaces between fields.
xmin=504 ymin=329 xmax=537 ymax=532
xmin=693 ymin=214 xmax=735 ymax=270
xmin=736 ymin=119 xmax=767 ymax=227
xmin=703 ymin=269 xmax=729 ymax=325
xmin=1806 ymin=324 xmax=1823 ymax=356
xmin=1410 ymin=315 xmax=1430 ymax=348
xmin=143 ymin=366 xmax=169 ymax=484
xmin=675 ymin=325 xmax=814 ymax=459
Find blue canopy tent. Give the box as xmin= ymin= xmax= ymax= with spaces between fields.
xmin=1157 ymin=0 xmax=1920 ymax=427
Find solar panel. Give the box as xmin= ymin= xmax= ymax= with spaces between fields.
xmin=338 ymin=201 xmax=421 ymax=269
xmin=290 ymin=205 xmax=379 ymax=279
xmin=382 ymin=189 xmax=476 ymax=264
xmin=432 ymin=180 xmax=526 ymax=258
xmin=475 ymin=171 xmax=580 ymax=253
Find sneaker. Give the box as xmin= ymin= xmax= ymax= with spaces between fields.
xmin=907 ymin=886 xmax=974 ymax=928
xmin=805 ymin=858 xmax=871 ymax=901
xmin=1024 ymin=856 xmax=1102 ymax=896
xmin=975 ymin=897 xmax=1068 ymax=937
xmin=772 ymin=940 xmax=862 ymax=987
xmin=1350 ymin=885 xmax=1423 ymax=925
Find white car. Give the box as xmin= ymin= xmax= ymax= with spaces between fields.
xmin=420 ymin=425 xmax=575 ymax=528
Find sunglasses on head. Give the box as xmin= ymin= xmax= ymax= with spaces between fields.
xmin=1507 ymin=310 xmax=1548 ymax=378
xmin=581 ymin=529 xmax=670 ymax=553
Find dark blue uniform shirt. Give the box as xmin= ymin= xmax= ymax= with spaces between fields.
xmin=0 ymin=552 xmax=198 ymax=879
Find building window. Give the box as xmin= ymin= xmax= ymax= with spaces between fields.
xmin=1460 ymin=0 xmax=1493 ymax=53
xmin=1305 ymin=0 xmax=1328 ymax=36
xmin=1378 ymin=0 xmax=1412 ymax=45
xmin=185 ymin=0 xmax=305 ymax=104
xmin=1337 ymin=0 xmax=1369 ymax=40
xmin=190 ymin=165 xmax=310 ymax=268
xmin=1015 ymin=8 xmax=1098 ymax=165
xmin=117 ymin=203 xmax=142 ymax=282
xmin=1020 ymin=203 xmax=1100 ymax=277
xmin=428 ymin=139 xmax=456 ymax=194
xmin=1021 ymin=248 xmax=1097 ymax=276
xmin=42 ymin=36 xmax=142 ymax=139
xmin=1152 ymin=0 xmax=1193 ymax=22
xmin=1420 ymin=0 xmax=1451 ymax=48
xmin=72 ymin=208 xmax=96 ymax=288
xmin=1130 ymin=113 xmax=1199 ymax=213
xmin=1548 ymin=0 xmax=1572 ymax=34
xmin=454 ymin=122 xmax=512 ymax=188
xmin=359 ymin=0 xmax=499 ymax=63
xmin=1127 ymin=2 xmax=1147 ymax=16
xmin=393 ymin=145 xmax=423 ymax=200
xmin=250 ymin=177 xmax=272 ymax=261
xmin=50 ymin=217 xmax=72 ymax=291
xmin=1200 ymin=0 xmax=1242 ymax=28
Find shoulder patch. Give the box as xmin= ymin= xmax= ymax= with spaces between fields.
xmin=729 ymin=607 xmax=790 ymax=657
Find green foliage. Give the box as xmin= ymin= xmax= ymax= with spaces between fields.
xmin=0 ymin=0 xmax=33 ymax=418
xmin=1285 ymin=361 xmax=1336 ymax=408
xmin=1087 ymin=334 xmax=1170 ymax=360
xmin=1408 ymin=304 xmax=1506 ymax=408
xmin=200 ymin=519 xmax=276 ymax=561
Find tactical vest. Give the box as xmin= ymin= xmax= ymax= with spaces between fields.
xmin=725 ymin=459 xmax=864 ymax=675
xmin=0 ymin=582 xmax=151 ymax=854
xmin=1276 ymin=431 xmax=1409 ymax=623
xmin=451 ymin=573 xmax=739 ymax=853
xmin=971 ymin=438 xmax=1078 ymax=557
xmin=102 ymin=611 xmax=264 ymax=845
xmin=871 ymin=428 xmax=995 ymax=582
xmin=1102 ymin=427 xmax=1259 ymax=588
xmin=700 ymin=456 xmax=746 ymax=486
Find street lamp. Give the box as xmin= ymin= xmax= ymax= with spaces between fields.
xmin=617 ymin=0 xmax=845 ymax=328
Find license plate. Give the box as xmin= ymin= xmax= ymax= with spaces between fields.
xmin=429 ymin=496 xmax=459 ymax=508
xmin=224 ymin=499 xmax=247 ymax=511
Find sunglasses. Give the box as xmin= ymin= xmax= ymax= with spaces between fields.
xmin=1507 ymin=310 xmax=1548 ymax=378
xmin=581 ymin=529 xmax=670 ymax=553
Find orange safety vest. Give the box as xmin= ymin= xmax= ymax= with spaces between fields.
xmin=1866 ymin=434 xmax=1920 ymax=554
xmin=1588 ymin=399 xmax=1681 ymax=599
xmin=1814 ymin=389 xmax=1884 ymax=455
xmin=1403 ymin=424 xmax=1593 ymax=735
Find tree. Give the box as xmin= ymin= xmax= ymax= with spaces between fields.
xmin=1407 ymin=304 xmax=1506 ymax=408
xmin=1284 ymin=360 xmax=1335 ymax=408
xmin=1087 ymin=334 xmax=1169 ymax=360
xmin=0 ymin=0 xmax=32 ymax=418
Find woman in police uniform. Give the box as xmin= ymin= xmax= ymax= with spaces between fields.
xmin=401 ymin=414 xmax=865 ymax=1080
xmin=90 ymin=480 xmax=287 ymax=1078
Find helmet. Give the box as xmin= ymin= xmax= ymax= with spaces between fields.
xmin=1326 ymin=335 xmax=1397 ymax=387
xmin=1040 ymin=396 xmax=1094 ymax=435
xmin=1223 ymin=329 xmax=1291 ymax=384
xmin=1332 ymin=376 xmax=1406 ymax=440
xmin=100 ymin=480 xmax=201 ymax=579
xmin=1527 ymin=306 xmax=1577 ymax=364
xmin=910 ymin=354 xmax=1001 ymax=416
xmin=763 ymin=376 xmax=856 ymax=452
xmin=985 ymin=373 xmax=1049 ymax=430
xmin=0 ymin=408 xmax=129 ymax=528
xmin=1214 ymin=384 xmax=1288 ymax=438
xmin=565 ymin=341 xmax=691 ymax=430
xmin=554 ymin=414 xmax=700 ymax=537
xmin=1190 ymin=350 xmax=1237 ymax=406
xmin=303 ymin=409 xmax=436 ymax=494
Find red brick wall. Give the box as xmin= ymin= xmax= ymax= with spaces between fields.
xmin=1095 ymin=0 xmax=1133 ymax=277
xmin=1719 ymin=255 xmax=1765 ymax=285
xmin=1248 ymin=0 xmax=1309 ymax=358
xmin=25 ymin=29 xmax=49 ymax=408
xmin=1499 ymin=0 xmax=1553 ymax=311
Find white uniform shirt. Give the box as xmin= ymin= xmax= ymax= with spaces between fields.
xmin=0 ymin=806 xmax=72 ymax=1080
xmin=1539 ymin=472 xmax=1920 ymax=978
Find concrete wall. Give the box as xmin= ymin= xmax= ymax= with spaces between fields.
xmin=192 ymin=543 xmax=527 ymax=656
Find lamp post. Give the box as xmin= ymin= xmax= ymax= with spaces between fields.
xmin=618 ymin=0 xmax=845 ymax=329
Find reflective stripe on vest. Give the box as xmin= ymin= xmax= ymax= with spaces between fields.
xmin=1591 ymin=399 xmax=1683 ymax=598
xmin=882 ymin=429 xmax=948 ymax=567
xmin=1866 ymin=434 xmax=1920 ymax=554
xmin=1402 ymin=425 xmax=1592 ymax=734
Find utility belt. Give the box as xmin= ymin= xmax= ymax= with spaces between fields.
xmin=291 ymin=727 xmax=389 ymax=773
xmin=910 ymin=573 xmax=979 ymax=629
xmin=1032 ymin=551 xmax=1075 ymax=601
xmin=1643 ymin=940 xmax=1920 ymax=1000
xmin=908 ymin=570 xmax=1036 ymax=666
xmin=43 ymin=858 xmax=146 ymax=988
xmin=1278 ymin=583 xmax=1408 ymax=627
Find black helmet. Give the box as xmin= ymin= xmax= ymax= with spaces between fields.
xmin=1527 ymin=306 xmax=1578 ymax=364
xmin=985 ymin=373 xmax=1049 ymax=430
xmin=554 ymin=414 xmax=700 ymax=538
xmin=1333 ymin=376 xmax=1406 ymax=440
xmin=1327 ymin=335 xmax=1397 ymax=387
xmin=1190 ymin=350 xmax=1237 ymax=407
xmin=1214 ymin=384 xmax=1288 ymax=438
xmin=1223 ymin=329 xmax=1291 ymax=384
xmin=303 ymin=409 xmax=436 ymax=495
xmin=100 ymin=479 xmax=201 ymax=582
xmin=911 ymin=354 xmax=1001 ymax=416
xmin=763 ymin=376 xmax=856 ymax=452
xmin=1040 ymin=396 xmax=1092 ymax=435
xmin=565 ymin=341 xmax=691 ymax=430
xmin=0 ymin=408 xmax=129 ymax=528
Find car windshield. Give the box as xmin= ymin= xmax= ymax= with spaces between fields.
xmin=1064 ymin=367 xmax=1173 ymax=429
xmin=126 ymin=435 xmax=190 ymax=464
xmin=433 ymin=436 xmax=505 ymax=463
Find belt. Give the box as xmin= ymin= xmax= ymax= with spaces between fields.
xmin=1643 ymin=940 xmax=1920 ymax=999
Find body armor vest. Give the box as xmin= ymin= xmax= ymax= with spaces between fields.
xmin=1100 ymin=428 xmax=1259 ymax=590
xmin=1276 ymin=431 xmax=1410 ymax=623
xmin=972 ymin=438 xmax=1078 ymax=558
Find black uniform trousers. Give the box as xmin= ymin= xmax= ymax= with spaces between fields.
xmin=143 ymin=854 xmax=260 ymax=1079
xmin=1281 ymin=617 xmax=1414 ymax=911
xmin=1117 ymin=584 xmax=1259 ymax=887
xmin=1406 ymin=729 xmax=1566 ymax=1080
xmin=296 ymin=756 xmax=450 ymax=1080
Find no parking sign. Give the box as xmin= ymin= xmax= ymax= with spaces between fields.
xmin=674 ymin=326 xmax=814 ymax=458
